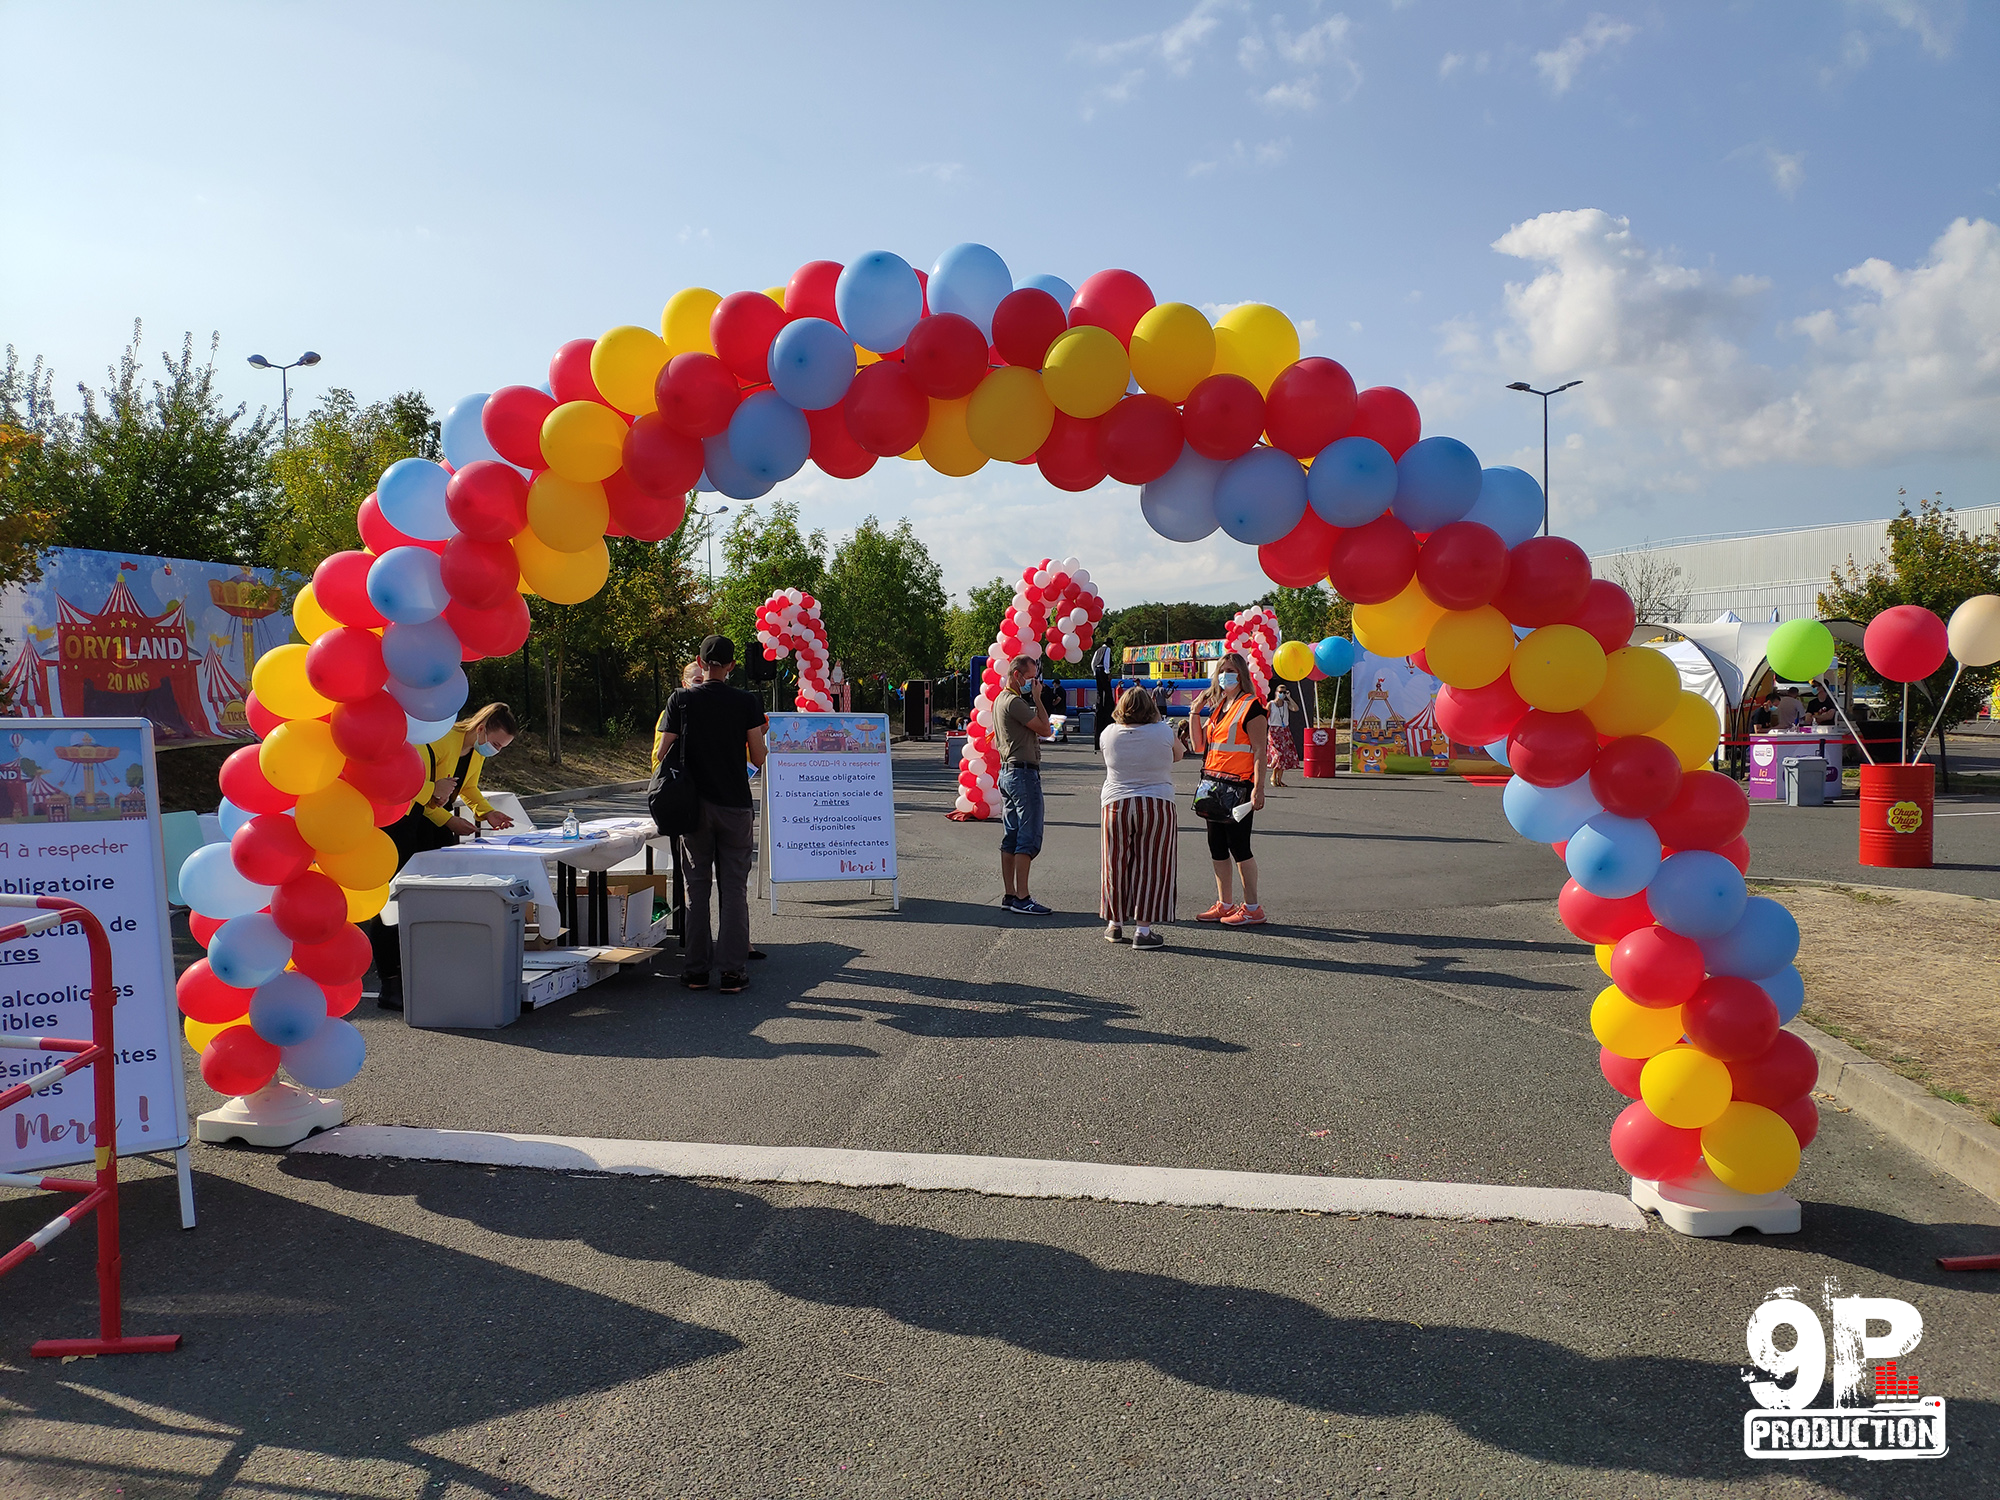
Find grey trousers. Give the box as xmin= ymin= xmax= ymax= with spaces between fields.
xmin=680 ymin=799 xmax=755 ymax=974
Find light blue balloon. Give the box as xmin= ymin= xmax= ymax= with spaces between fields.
xmin=1502 ymin=773 xmax=1601 ymax=843
xmin=1139 ymin=445 xmax=1225 ymax=542
xmin=1390 ymin=436 xmax=1483 ymax=532
xmin=699 ymin=434 xmax=775 ymax=502
xmin=1213 ymin=446 xmax=1307 ymax=545
xmin=768 ymin=318 xmax=856 ymax=411
xmin=249 ymin=971 xmax=327 ymax=1048
xmin=208 ymin=912 xmax=293 ymax=990
xmin=1698 ymin=896 xmax=1801 ymax=979
xmin=216 ymin=797 xmax=253 ymax=839
xmin=1647 ymin=851 xmax=1748 ymax=938
xmin=387 ymin=667 xmax=467 ymax=723
xmin=1306 ymin=436 xmax=1398 ymax=527
xmin=282 ymin=1016 xmax=367 ymax=1089
xmin=179 ymin=842 xmax=274 ymax=920
xmin=1313 ymin=636 xmax=1356 ymax=677
xmin=1018 ymin=273 xmax=1075 ymax=309
xmin=382 ymin=616 xmax=463 ymax=691
xmin=376 ymin=458 xmax=455 ymax=542
xmin=441 ymin=394 xmax=501 ymax=470
xmin=1484 ymin=736 xmax=1511 ymax=769
xmin=405 ymin=712 xmax=458 ymax=745
xmin=1756 ymin=966 xmax=1805 ymax=1025
xmin=929 ymin=243 xmax=1013 ymax=340
xmin=727 ymin=391 xmax=811 ymax=483
xmin=836 ymin=251 xmax=924 ymax=353
xmin=1565 ymin=813 xmax=1662 ymax=899
xmin=1462 ymin=465 xmax=1544 ymax=548
xmin=366 ymin=547 xmax=450 ymax=625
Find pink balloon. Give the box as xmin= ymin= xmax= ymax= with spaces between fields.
xmin=1862 ymin=604 xmax=1949 ymax=683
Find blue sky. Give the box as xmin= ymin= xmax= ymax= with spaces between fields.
xmin=4 ymin=1 xmax=1995 ymax=607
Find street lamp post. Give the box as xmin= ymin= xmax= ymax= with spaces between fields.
xmin=1505 ymin=379 xmax=1580 ymax=535
xmin=247 ymin=351 xmax=322 ymax=440
xmin=698 ymin=502 xmax=729 ymax=577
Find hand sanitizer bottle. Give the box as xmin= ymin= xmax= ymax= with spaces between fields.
xmin=562 ymin=809 xmax=580 ymax=840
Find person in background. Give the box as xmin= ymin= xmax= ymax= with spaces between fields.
xmin=1266 ymin=682 xmax=1300 ymax=787
xmin=993 ymin=654 xmax=1053 ymax=915
xmin=1186 ymin=651 xmax=1269 ymax=927
xmin=1774 ymin=686 xmax=1806 ymax=729
xmin=1098 ymin=686 xmax=1181 ymax=950
xmin=1090 ymin=640 xmax=1116 ymax=751
xmin=652 ymin=660 xmax=707 ymax=769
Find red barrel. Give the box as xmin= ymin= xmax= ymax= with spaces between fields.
xmin=1303 ymin=725 xmax=1340 ymax=779
xmin=1858 ymin=763 xmax=1933 ymax=868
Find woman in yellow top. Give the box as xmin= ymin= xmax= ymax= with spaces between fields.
xmin=1185 ymin=651 xmax=1269 ymax=926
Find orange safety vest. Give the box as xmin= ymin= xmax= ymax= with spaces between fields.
xmin=1202 ymin=694 xmax=1259 ymax=781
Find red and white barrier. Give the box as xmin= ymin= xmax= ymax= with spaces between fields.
xmin=755 ymin=589 xmax=834 ymax=712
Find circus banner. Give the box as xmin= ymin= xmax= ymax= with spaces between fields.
xmin=1349 ymin=650 xmax=1504 ymax=777
xmin=0 ymin=548 xmax=293 ymax=746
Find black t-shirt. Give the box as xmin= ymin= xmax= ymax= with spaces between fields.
xmin=662 ymin=683 xmax=768 ymax=808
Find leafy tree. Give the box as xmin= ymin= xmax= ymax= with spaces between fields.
xmin=602 ymin=525 xmax=713 ymax=725
xmin=1259 ymin=583 xmax=1338 ymax=649
xmin=945 ymin=575 xmax=1014 ymax=670
xmin=0 ymin=351 xmax=64 ymax=592
xmin=264 ymin=388 xmax=437 ymax=577
xmin=821 ymin=517 xmax=949 ymax=705
xmin=125 ymin=763 xmax=145 ymax=789
xmin=1096 ymin=600 xmax=1245 ymax=670
xmin=713 ymin=500 xmax=826 ymax=653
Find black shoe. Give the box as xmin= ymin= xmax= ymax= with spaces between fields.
xmin=375 ymin=979 xmax=403 ymax=1011
xmin=680 ymin=971 xmax=710 ymax=990
xmin=719 ymin=971 xmax=747 ymax=994
xmin=1132 ymin=931 xmax=1165 ymax=951
xmin=747 ymin=948 xmax=768 ymax=961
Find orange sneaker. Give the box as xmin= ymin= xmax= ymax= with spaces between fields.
xmin=1195 ymin=900 xmax=1238 ymax=922
xmin=1222 ymin=904 xmax=1266 ymax=926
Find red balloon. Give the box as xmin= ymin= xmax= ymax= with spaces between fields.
xmin=313 ymin=551 xmax=388 ymax=630
xmin=1258 ymin=508 xmax=1339 ymax=588
xmin=1713 ymin=834 xmax=1751 ymax=875
xmin=1037 ymin=412 xmax=1108 ymax=491
xmin=1068 ymin=269 xmax=1155 ymax=346
xmin=1610 ymin=924 xmax=1706 ymax=1007
xmin=1263 ymin=358 xmax=1358 ymax=458
xmin=1415 ymin=522 xmax=1510 ymax=611
xmin=219 ymin=746 xmax=296 ymax=814
xmin=290 ymin=922 xmax=373 ymax=987
xmin=270 ymin=871 xmax=350 ymax=946
xmin=842 ymin=361 xmax=929 ymax=456
xmin=1591 ymin=735 xmax=1685 ymax=819
xmin=655 ymin=353 xmax=742 ymax=438
xmin=358 ymin=493 xmax=444 ymax=556
xmin=1558 ymin=879 xmax=1654 ymax=943
xmin=176 ymin=958 xmax=253 ymax=1024
xmin=445 ymin=594 xmax=530 ymax=659
xmin=1434 ymin=674 xmax=1530 ymax=744
xmin=244 ymin=691 xmax=284 ymax=739
xmin=1326 ymin=513 xmax=1419 ymax=605
xmin=902 ymin=313 xmax=990 ymax=400
xmin=305 ymin=626 xmax=389 ymax=703
xmin=1649 ymin=769 xmax=1748 ymax=851
xmin=1599 ymin=1046 xmax=1646 ymax=1099
xmin=189 ymin=912 xmax=223 ymax=948
xmin=785 ymin=260 xmax=843 ymax=325
xmin=482 ymin=386 xmax=557 ymax=469
xmin=1352 ymin=386 xmax=1421 ymax=459
xmin=603 ymin=471 xmax=688 ymax=541
xmin=1490 ymin=537 xmax=1592 ymax=627
xmin=805 ymin=404 xmax=877 ymax=480
xmin=323 ymin=977 xmax=364 ymax=1018
xmin=622 ymin=414 xmax=705 ymax=497
xmin=1098 ymin=394 xmax=1184 ymax=485
xmin=1863 ymin=604 xmax=1950 ymax=683
xmin=1608 ymin=1100 xmax=1705 ymax=1182
xmin=710 ymin=291 xmax=791 ymax=386
xmin=992 ymin=288 xmax=1068 ymax=370
xmin=1683 ymin=976 xmax=1781 ymax=1061
xmin=1507 ymin=710 xmax=1600 ymax=788
xmin=341 ymin=743 xmax=425 ymax=805
xmin=371 ymin=799 xmax=407 ymax=827
xmin=1726 ymin=1030 xmax=1818 ymax=1108
xmin=1182 ymin=374 xmax=1265 ymax=461
xmin=1567 ymin=579 xmax=1638 ymax=653
xmin=548 ymin=338 xmax=607 ymax=406
xmin=201 ymin=1025 xmax=279 ymax=1097
xmin=232 ymin=813 xmax=314 ymax=887
xmin=445 ymin=462 xmax=530 ymax=542
xmin=439 ymin=536 xmax=519 ymax=609
xmin=1774 ymin=1095 xmax=1819 ymax=1150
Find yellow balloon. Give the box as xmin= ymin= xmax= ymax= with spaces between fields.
xmin=1351 ymin=577 xmax=1445 ymax=659
xmin=1585 ymin=646 xmax=1681 ymax=737
xmin=920 ymin=397 xmax=988 ymax=478
xmin=341 ymin=879 xmax=390 ymax=922
xmin=1041 ymin=325 xmax=1129 ymax=418
xmin=661 ymin=287 xmax=721 ymax=357
xmin=259 ymin=718 xmax=345 ymax=796
xmin=762 ymin=286 xmax=786 ymax=307
xmin=513 ymin=530 xmax=611 ymax=605
xmin=251 ymin=643 xmax=334 ymax=721
xmin=856 ymin=347 xmax=883 ymax=368
xmin=1273 ymin=640 xmax=1315 ymax=681
xmin=527 ymin=472 xmax=611 ymax=553
xmin=589 ymin=326 xmax=669 ymax=416
xmin=540 ymin=401 xmax=628 ymax=484
xmin=291 ymin=582 xmax=338 ymax=643
xmin=1510 ymin=624 xmax=1609 ymax=712
xmin=294 ymin=779 xmax=375 ymax=857
xmin=1424 ymin=606 xmax=1515 ymax=689
xmin=900 ymin=443 xmax=923 ymax=461
xmin=965 ymin=367 xmax=1055 ymax=462
xmin=184 ymin=1014 xmax=248 ymax=1053
xmin=1591 ymin=986 xmax=1685 ymax=1060
xmin=1595 ymin=942 xmax=1616 ymax=977
xmin=316 ymin=827 xmax=399 ymax=892
xmin=1701 ymin=1101 xmax=1802 ymax=1195
xmin=1651 ymin=690 xmax=1722 ymax=771
xmin=1129 ymin=302 xmax=1216 ymax=402
xmin=1640 ymin=1044 xmax=1733 ymax=1129
xmin=1212 ymin=303 xmax=1300 ymax=395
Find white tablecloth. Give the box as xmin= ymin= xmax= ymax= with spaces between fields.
xmin=392 ymin=817 xmax=657 ymax=926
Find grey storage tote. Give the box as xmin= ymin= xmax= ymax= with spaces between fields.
xmin=1783 ymin=756 xmax=1828 ymax=807
xmin=394 ymin=874 xmax=532 ymax=1028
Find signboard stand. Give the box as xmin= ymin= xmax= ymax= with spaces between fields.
xmin=761 ymin=713 xmax=898 ymax=913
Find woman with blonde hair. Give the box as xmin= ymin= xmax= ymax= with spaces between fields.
xmin=1097 ymin=685 xmax=1182 ymax=949
xmin=1186 ymin=652 xmax=1269 ymax=925
xmin=653 ymin=660 xmax=708 ymax=768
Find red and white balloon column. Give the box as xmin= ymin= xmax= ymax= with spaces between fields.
xmin=955 ymin=557 xmax=1103 ymax=819
xmin=1223 ymin=605 xmax=1280 ymax=703
xmin=755 ymin=589 xmax=834 ymax=712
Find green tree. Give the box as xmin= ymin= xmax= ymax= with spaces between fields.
xmin=602 ymin=524 xmax=713 ymax=726
xmin=821 ymin=517 xmax=949 ymax=703
xmin=1096 ymin=600 xmax=1245 ymax=669
xmin=0 ymin=351 xmax=65 ymax=594
xmin=125 ymin=762 xmax=145 ymax=789
xmin=264 ymin=388 xmax=437 ymax=577
xmin=1259 ymin=584 xmax=1338 ymax=649
xmin=945 ymin=575 xmax=1014 ymax=670
xmin=713 ymin=500 xmax=827 ymax=653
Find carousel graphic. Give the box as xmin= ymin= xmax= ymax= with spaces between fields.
xmin=0 ymin=729 xmax=145 ymax=825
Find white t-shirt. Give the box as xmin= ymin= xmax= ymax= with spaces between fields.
xmin=1100 ymin=721 xmax=1178 ymax=805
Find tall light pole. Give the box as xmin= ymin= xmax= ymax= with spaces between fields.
xmin=1505 ymin=379 xmax=1580 ymax=535
xmin=247 ymin=351 xmax=321 ymax=439
xmin=697 ymin=502 xmax=729 ymax=578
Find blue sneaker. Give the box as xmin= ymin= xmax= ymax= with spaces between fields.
xmin=1000 ymin=895 xmax=1023 ymax=912
xmin=1015 ymin=897 xmax=1053 ymax=915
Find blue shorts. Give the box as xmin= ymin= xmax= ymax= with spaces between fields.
xmin=998 ymin=765 xmax=1044 ymax=856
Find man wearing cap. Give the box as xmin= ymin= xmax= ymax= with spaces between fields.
xmin=655 ymin=635 xmax=769 ymax=994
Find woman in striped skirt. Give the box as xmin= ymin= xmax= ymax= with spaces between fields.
xmin=1098 ymin=686 xmax=1182 ymax=950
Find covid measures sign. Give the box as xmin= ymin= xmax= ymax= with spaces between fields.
xmin=763 ymin=713 xmax=897 ymax=887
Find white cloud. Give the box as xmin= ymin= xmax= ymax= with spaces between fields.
xmin=1074 ymin=0 xmax=1229 ymax=116
xmin=1236 ymin=11 xmax=1360 ymax=104
xmin=1439 ymin=52 xmax=1465 ymax=78
xmin=1185 ymin=139 xmax=1291 ymax=177
xmin=1729 ymin=143 xmax=1806 ymax=199
xmin=907 ymin=162 xmax=965 ymax=185
xmin=1856 ymin=0 xmax=1962 ymax=58
xmin=1257 ymin=78 xmax=1319 ymax=110
xmin=1534 ymin=14 xmax=1637 ymax=94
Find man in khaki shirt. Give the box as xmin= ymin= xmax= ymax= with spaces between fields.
xmin=992 ymin=655 xmax=1052 ymax=914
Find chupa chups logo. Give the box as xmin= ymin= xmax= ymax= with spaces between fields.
xmin=1742 ymin=1279 xmax=1946 ymax=1461
xmin=1885 ymin=800 xmax=1925 ymax=834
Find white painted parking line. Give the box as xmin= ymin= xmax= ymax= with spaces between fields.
xmin=293 ymin=1126 xmax=1647 ymax=1230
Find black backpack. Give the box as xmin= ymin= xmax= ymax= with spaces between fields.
xmin=646 ymin=693 xmax=701 ymax=836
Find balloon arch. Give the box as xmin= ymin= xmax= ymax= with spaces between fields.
xmin=174 ymin=242 xmax=1819 ymax=1214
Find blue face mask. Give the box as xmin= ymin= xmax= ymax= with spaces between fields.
xmin=1218 ymin=672 xmax=1239 ymax=690
xmin=474 ymin=741 xmax=501 ymax=757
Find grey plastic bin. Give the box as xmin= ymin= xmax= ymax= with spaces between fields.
xmin=394 ymin=874 xmax=531 ymax=1029
xmin=1783 ymin=756 xmax=1828 ymax=808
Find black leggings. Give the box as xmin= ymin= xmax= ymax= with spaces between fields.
xmin=1205 ymin=810 xmax=1254 ymax=863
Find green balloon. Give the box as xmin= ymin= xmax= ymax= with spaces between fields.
xmin=1767 ymin=618 xmax=1835 ymax=682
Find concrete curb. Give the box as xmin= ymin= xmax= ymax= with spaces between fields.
xmin=1791 ymin=1020 xmax=2000 ymax=1207
xmin=513 ymin=779 xmax=648 ymax=809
